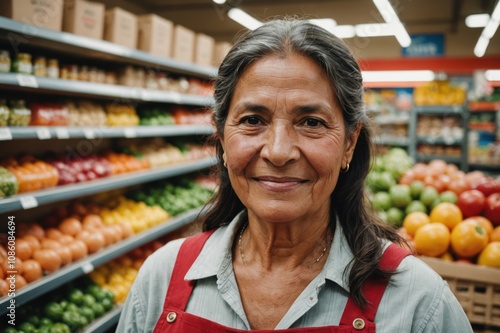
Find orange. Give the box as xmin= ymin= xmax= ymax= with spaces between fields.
xmin=414 ymin=223 xmax=450 ymax=257
xmin=463 ymin=216 xmax=494 ymax=238
xmin=403 ymin=212 xmax=431 ymax=238
xmin=450 ymin=220 xmax=489 ymax=258
xmin=491 ymin=226 xmax=500 ymax=243
xmin=429 ymin=202 xmax=463 ymax=230
xmin=477 ymin=242 xmax=500 ymax=268
xmin=439 ymin=252 xmax=454 ymax=262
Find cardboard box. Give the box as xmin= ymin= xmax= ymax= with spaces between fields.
xmin=103 ymin=7 xmax=137 ymax=49
xmin=212 ymin=41 xmax=232 ymax=67
xmin=0 ymin=0 xmax=64 ymax=31
xmin=194 ymin=33 xmax=215 ymax=67
xmin=137 ymin=14 xmax=173 ymax=58
xmin=172 ymin=24 xmax=195 ymax=63
xmin=63 ymin=0 xmax=104 ymax=40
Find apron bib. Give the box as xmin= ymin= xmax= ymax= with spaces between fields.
xmin=153 ymin=230 xmax=410 ymax=333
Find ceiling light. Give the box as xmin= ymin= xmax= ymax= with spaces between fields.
xmin=362 ymin=70 xmax=435 ymax=82
xmin=483 ymin=19 xmax=500 ymax=38
xmin=227 ymin=8 xmax=263 ymax=30
xmin=465 ymin=14 xmax=489 ymax=28
xmin=332 ymin=25 xmax=356 ymax=38
xmin=474 ymin=1 xmax=500 ymax=57
xmin=485 ymin=70 xmax=500 ymax=81
xmin=309 ymin=18 xmax=337 ymax=32
xmin=474 ymin=35 xmax=489 ymax=57
xmin=372 ymin=0 xmax=411 ymax=47
xmin=493 ymin=1 xmax=500 ymax=20
xmin=355 ymin=23 xmax=395 ymax=37
xmin=212 ymin=0 xmax=226 ymax=4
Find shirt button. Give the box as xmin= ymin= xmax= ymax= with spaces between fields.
xmin=166 ymin=312 xmax=177 ymax=323
xmin=353 ymin=318 xmax=365 ymax=330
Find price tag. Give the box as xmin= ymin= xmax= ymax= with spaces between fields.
xmin=20 ymin=196 xmax=38 ymax=210
xmin=55 ymin=128 xmax=70 ymax=139
xmin=124 ymin=128 xmax=137 ymax=138
xmin=0 ymin=128 xmax=12 ymax=141
xmin=170 ymin=92 xmax=182 ymax=104
xmin=141 ymin=89 xmax=151 ymax=101
xmin=83 ymin=128 xmax=95 ymax=139
xmin=36 ymin=127 xmax=51 ymax=140
xmin=81 ymin=262 xmax=94 ymax=274
xmin=16 ymin=74 xmax=39 ymax=88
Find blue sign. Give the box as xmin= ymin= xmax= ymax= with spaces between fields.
xmin=402 ymin=33 xmax=445 ymax=57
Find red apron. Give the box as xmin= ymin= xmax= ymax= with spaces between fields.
xmin=153 ymin=230 xmax=411 ymax=333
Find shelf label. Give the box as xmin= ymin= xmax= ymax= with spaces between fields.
xmin=16 ymin=74 xmax=39 ymax=88
xmin=55 ymin=128 xmax=70 ymax=139
xmin=170 ymin=92 xmax=182 ymax=104
xmin=0 ymin=128 xmax=12 ymax=141
xmin=124 ymin=128 xmax=137 ymax=138
xmin=83 ymin=128 xmax=95 ymax=139
xmin=141 ymin=89 xmax=151 ymax=101
xmin=81 ymin=262 xmax=94 ymax=274
xmin=36 ymin=127 xmax=51 ymax=140
xmin=20 ymin=196 xmax=38 ymax=210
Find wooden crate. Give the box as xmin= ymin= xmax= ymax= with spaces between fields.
xmin=419 ymin=256 xmax=500 ymax=327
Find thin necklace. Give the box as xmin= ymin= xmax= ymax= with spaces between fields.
xmin=238 ymin=223 xmax=333 ymax=268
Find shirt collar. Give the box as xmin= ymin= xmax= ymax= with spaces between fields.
xmin=185 ymin=211 xmax=355 ymax=293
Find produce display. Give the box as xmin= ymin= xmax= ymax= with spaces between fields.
xmin=105 ymin=104 xmax=140 ymax=127
xmin=29 ymin=103 xmax=69 ymax=126
xmin=0 ymin=167 xmax=18 ymax=198
xmin=47 ymin=154 xmax=112 ymax=185
xmin=0 ymin=277 xmax=114 ymax=333
xmin=413 ymin=81 xmax=467 ymax=106
xmin=1 ymin=155 xmax=59 ymax=194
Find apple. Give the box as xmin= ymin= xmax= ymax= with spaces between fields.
xmin=472 ymin=177 xmax=500 ymax=197
xmin=386 ymin=207 xmax=404 ymax=227
xmin=389 ymin=184 xmax=412 ymax=208
xmin=372 ymin=192 xmax=392 ymax=211
xmin=420 ymin=186 xmax=439 ymax=207
xmin=440 ymin=190 xmax=458 ymax=204
xmin=405 ymin=200 xmax=427 ymax=215
xmin=457 ymin=190 xmax=486 ymax=218
xmin=410 ymin=180 xmax=425 ymax=199
xmin=484 ymin=193 xmax=500 ymax=226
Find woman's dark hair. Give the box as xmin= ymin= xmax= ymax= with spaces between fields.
xmin=199 ymin=18 xmax=404 ymax=308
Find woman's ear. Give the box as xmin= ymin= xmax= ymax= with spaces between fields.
xmin=344 ymin=122 xmax=362 ymax=163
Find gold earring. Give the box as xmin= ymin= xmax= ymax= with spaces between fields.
xmin=341 ymin=163 xmax=350 ymax=173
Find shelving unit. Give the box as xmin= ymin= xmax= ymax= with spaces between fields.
xmin=409 ymin=105 xmax=469 ymax=171
xmin=0 ymin=16 xmax=218 ymax=332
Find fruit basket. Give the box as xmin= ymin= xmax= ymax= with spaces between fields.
xmin=419 ymin=256 xmax=500 ymax=328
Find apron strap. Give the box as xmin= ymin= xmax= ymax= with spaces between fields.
xmin=339 ymin=243 xmax=411 ymax=326
xmin=162 ymin=229 xmax=216 ymax=311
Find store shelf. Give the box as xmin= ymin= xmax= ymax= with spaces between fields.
xmin=373 ymin=136 xmax=410 ymax=146
xmin=468 ymin=164 xmax=500 ymax=173
xmin=416 ymin=137 xmax=464 ymax=145
xmin=469 ymin=101 xmax=500 ymax=112
xmin=0 ymin=17 xmax=217 ymax=79
xmin=83 ymin=305 xmax=123 ymax=333
xmin=0 ymin=124 xmax=214 ymax=141
xmin=415 ymin=155 xmax=463 ymax=164
xmin=0 ymin=207 xmax=204 ymax=315
xmin=412 ymin=105 xmax=466 ymax=115
xmin=0 ymin=73 xmax=214 ymax=106
xmin=0 ymin=157 xmax=217 ymax=214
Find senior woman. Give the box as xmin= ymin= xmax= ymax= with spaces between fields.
xmin=116 ymin=18 xmax=472 ymax=332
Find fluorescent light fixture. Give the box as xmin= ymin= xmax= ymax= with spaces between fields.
xmin=309 ymin=18 xmax=337 ymax=32
xmin=474 ymin=35 xmax=489 ymax=57
xmin=332 ymin=25 xmax=356 ymax=38
xmin=227 ymin=8 xmax=263 ymax=30
xmin=355 ymin=23 xmax=395 ymax=37
xmin=362 ymin=70 xmax=435 ymax=82
xmin=485 ymin=70 xmax=500 ymax=81
xmin=493 ymin=1 xmax=500 ymax=20
xmin=483 ymin=19 xmax=500 ymax=38
xmin=372 ymin=0 xmax=411 ymax=47
xmin=212 ymin=0 xmax=226 ymax=4
xmin=465 ymin=14 xmax=489 ymax=28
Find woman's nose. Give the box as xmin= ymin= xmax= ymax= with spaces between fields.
xmin=260 ymin=123 xmax=300 ymax=166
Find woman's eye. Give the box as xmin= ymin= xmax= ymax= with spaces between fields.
xmin=242 ymin=116 xmax=261 ymax=125
xmin=304 ymin=118 xmax=323 ymax=127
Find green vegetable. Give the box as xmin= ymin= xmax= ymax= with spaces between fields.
xmin=68 ymin=289 xmax=84 ymax=306
xmin=0 ymin=166 xmax=19 ymax=198
xmin=18 ymin=322 xmax=36 ymax=333
xmin=43 ymin=302 xmax=64 ymax=321
xmin=91 ymin=303 xmax=105 ymax=318
xmin=39 ymin=317 xmax=53 ymax=327
xmin=79 ymin=306 xmax=95 ymax=323
xmin=49 ymin=323 xmax=71 ymax=333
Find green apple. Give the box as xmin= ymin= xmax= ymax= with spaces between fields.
xmin=377 ymin=210 xmax=388 ymax=222
xmin=389 ymin=184 xmax=412 ymax=208
xmin=386 ymin=207 xmax=405 ymax=227
xmin=410 ymin=180 xmax=425 ymax=199
xmin=405 ymin=200 xmax=428 ymax=215
xmin=420 ymin=186 xmax=439 ymax=207
xmin=372 ymin=191 xmax=392 ymax=211
xmin=439 ymin=190 xmax=458 ymax=204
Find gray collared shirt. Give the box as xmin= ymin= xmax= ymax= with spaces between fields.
xmin=116 ymin=211 xmax=473 ymax=332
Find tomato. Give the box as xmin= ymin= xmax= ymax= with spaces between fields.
xmin=477 ymin=242 xmax=500 ymax=268
xmin=450 ymin=220 xmax=489 ymax=258
xmin=429 ymin=202 xmax=463 ymax=230
xmin=414 ymin=223 xmax=450 ymax=257
xmin=403 ymin=212 xmax=430 ymax=238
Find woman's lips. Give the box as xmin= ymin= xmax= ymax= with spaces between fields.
xmin=254 ymin=176 xmax=306 ymax=191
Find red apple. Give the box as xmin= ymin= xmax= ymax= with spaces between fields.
xmin=472 ymin=177 xmax=499 ymax=197
xmin=457 ymin=190 xmax=486 ymax=218
xmin=485 ymin=193 xmax=500 ymax=226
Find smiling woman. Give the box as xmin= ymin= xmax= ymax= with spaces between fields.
xmin=116 ymin=18 xmax=474 ymax=333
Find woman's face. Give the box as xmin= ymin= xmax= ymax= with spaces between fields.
xmin=221 ymin=53 xmax=359 ymax=223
